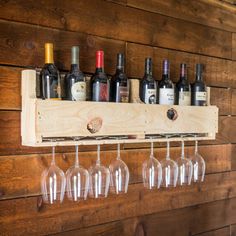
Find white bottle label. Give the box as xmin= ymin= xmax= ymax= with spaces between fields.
xmin=195 ymin=92 xmax=206 ymax=101
xmin=71 ymin=81 xmax=86 ymax=101
xmin=159 ymin=88 xmax=174 ymax=105
xmin=145 ymin=89 xmax=156 ymax=104
xmin=178 ymin=91 xmax=190 ymax=106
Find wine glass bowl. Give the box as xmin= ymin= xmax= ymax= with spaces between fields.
xmin=161 ymin=140 xmax=178 ymax=188
xmin=89 ymin=145 xmax=110 ymax=198
xmin=142 ymin=140 xmax=162 ymax=189
xmin=190 ymin=140 xmax=206 ymax=183
xmin=41 ymin=147 xmax=66 ymax=204
xmin=66 ymin=145 xmax=89 ymax=202
xmin=176 ymin=140 xmax=193 ymax=186
xmin=110 ymin=158 xmax=129 ymax=194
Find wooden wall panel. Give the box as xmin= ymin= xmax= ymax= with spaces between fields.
xmin=0 ymin=1 xmax=232 ymax=59
xmin=0 ymin=144 xmax=231 ymax=199
xmin=1 ymin=172 xmax=236 ymax=235
xmin=126 ymin=0 xmax=236 ymax=32
xmin=0 ymin=0 xmax=235 ymax=235
xmin=0 ymin=21 xmax=125 ymax=74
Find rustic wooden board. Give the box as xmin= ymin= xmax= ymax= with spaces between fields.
xmin=0 ymin=1 xmax=232 ymax=59
xmin=0 ymin=144 xmax=231 ymax=200
xmin=232 ymin=89 xmax=236 ymax=115
xmin=231 ymin=224 xmax=236 ymax=236
xmin=0 ymin=173 xmax=236 ymax=235
xmin=126 ymin=43 xmax=236 ymax=88
xmin=233 ymin=33 xmax=236 ymax=61
xmin=126 ymin=0 xmax=236 ymax=32
xmin=0 ymin=21 xmax=125 ymax=74
xmin=54 ymin=218 xmax=230 ymax=236
xmin=0 ymin=172 xmax=236 ymax=235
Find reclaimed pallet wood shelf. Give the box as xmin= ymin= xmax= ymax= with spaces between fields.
xmin=21 ymin=70 xmax=218 ymax=147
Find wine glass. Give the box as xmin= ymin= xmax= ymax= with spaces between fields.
xmin=109 ymin=143 xmax=129 ymax=194
xmin=66 ymin=145 xmax=89 ymax=201
xmin=89 ymin=144 xmax=110 ymax=198
xmin=41 ymin=146 xmax=66 ymax=204
xmin=176 ymin=139 xmax=193 ymax=186
xmin=190 ymin=140 xmax=206 ymax=182
xmin=142 ymin=139 xmax=162 ymax=189
xmin=161 ymin=140 xmax=178 ymax=188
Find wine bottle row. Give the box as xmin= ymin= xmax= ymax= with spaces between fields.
xmin=40 ymin=43 xmax=207 ymax=106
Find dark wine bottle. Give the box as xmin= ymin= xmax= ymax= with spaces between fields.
xmin=64 ymin=46 xmax=86 ymax=101
xmin=191 ymin=64 xmax=207 ymax=106
xmin=158 ymin=59 xmax=174 ymax=105
xmin=139 ymin=58 xmax=157 ymax=104
xmin=176 ymin=63 xmax=191 ymax=106
xmin=40 ymin=43 xmax=61 ymax=99
xmin=110 ymin=53 xmax=129 ymax=103
xmin=91 ymin=51 xmax=109 ymax=102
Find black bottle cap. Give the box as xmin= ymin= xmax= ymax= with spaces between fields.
xmin=196 ymin=64 xmax=204 ymax=76
xmin=163 ymin=59 xmax=169 ymax=75
xmin=145 ymin=57 xmax=152 ymax=75
xmin=180 ymin=63 xmax=187 ymax=77
xmin=117 ymin=53 xmax=124 ymax=69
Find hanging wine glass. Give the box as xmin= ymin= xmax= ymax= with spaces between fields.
xmin=176 ymin=139 xmax=193 ymax=186
xmin=142 ymin=139 xmax=162 ymax=189
xmin=89 ymin=144 xmax=110 ymax=198
xmin=41 ymin=146 xmax=66 ymax=204
xmin=190 ymin=140 xmax=206 ymax=182
xmin=161 ymin=139 xmax=178 ymax=188
xmin=109 ymin=143 xmax=129 ymax=194
xmin=66 ymin=145 xmax=89 ymax=201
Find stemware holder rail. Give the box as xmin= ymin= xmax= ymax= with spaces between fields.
xmin=21 ymin=70 xmax=218 ymax=147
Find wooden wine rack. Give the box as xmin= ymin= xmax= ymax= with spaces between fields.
xmin=21 ymin=70 xmax=218 ymax=147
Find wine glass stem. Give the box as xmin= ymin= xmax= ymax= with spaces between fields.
xmin=52 ymin=146 xmax=56 ymax=165
xmin=117 ymin=143 xmax=121 ymax=160
xmin=96 ymin=144 xmax=101 ymax=165
xmin=195 ymin=140 xmax=198 ymax=154
xmin=75 ymin=145 xmax=79 ymax=167
xmin=181 ymin=140 xmax=184 ymax=159
xmin=150 ymin=140 xmax=154 ymax=158
xmin=166 ymin=140 xmax=170 ymax=160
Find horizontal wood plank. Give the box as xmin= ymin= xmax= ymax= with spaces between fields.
xmin=0 ymin=20 xmax=125 ymax=74
xmin=0 ymin=144 xmax=231 ymax=199
xmin=0 ymin=172 xmax=236 ymax=235
xmin=54 ymin=217 xmax=231 ymax=236
xmin=126 ymin=43 xmax=236 ymax=88
xmin=126 ymin=0 xmax=236 ymax=32
xmin=0 ymin=0 xmax=232 ymax=59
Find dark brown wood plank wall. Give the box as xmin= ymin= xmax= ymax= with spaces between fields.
xmin=0 ymin=0 xmax=235 ymax=235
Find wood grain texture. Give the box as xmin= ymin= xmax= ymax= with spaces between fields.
xmin=53 ymin=219 xmax=231 ymax=236
xmin=0 ymin=20 xmax=125 ymax=73
xmin=127 ymin=0 xmax=236 ymax=32
xmin=231 ymin=144 xmax=236 ymax=171
xmin=233 ymin=33 xmax=236 ymax=60
xmin=126 ymin=43 xmax=236 ymax=89
xmin=0 ymin=171 xmax=236 ymax=235
xmin=0 ymin=1 xmax=232 ymax=59
xmin=232 ymin=89 xmax=236 ymax=115
xmin=231 ymin=224 xmax=236 ymax=236
xmin=0 ymin=144 xmax=231 ymax=199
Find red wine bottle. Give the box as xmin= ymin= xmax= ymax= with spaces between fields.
xmin=110 ymin=53 xmax=129 ymax=103
xmin=91 ymin=51 xmax=109 ymax=102
xmin=40 ymin=43 xmax=61 ymax=99
xmin=64 ymin=46 xmax=86 ymax=101
xmin=176 ymin=63 xmax=191 ymax=105
xmin=191 ymin=64 xmax=207 ymax=106
xmin=139 ymin=58 xmax=157 ymax=104
xmin=158 ymin=59 xmax=174 ymax=105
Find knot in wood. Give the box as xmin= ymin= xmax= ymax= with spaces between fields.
xmin=87 ymin=117 xmax=103 ymax=133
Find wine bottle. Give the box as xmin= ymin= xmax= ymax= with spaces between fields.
xmin=191 ymin=64 xmax=207 ymax=106
xmin=110 ymin=53 xmax=129 ymax=103
xmin=64 ymin=46 xmax=86 ymax=101
xmin=91 ymin=51 xmax=109 ymax=102
xmin=40 ymin=43 xmax=61 ymax=99
xmin=176 ymin=63 xmax=191 ymax=106
xmin=139 ymin=58 xmax=157 ymax=104
xmin=158 ymin=59 xmax=174 ymax=105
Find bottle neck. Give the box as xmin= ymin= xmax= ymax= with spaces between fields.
xmin=162 ymin=60 xmax=169 ymax=80
xmin=45 ymin=43 xmax=54 ymax=64
xmin=144 ymin=58 xmax=152 ymax=77
xmin=96 ymin=51 xmax=104 ymax=73
xmin=180 ymin=64 xmax=187 ymax=81
xmin=196 ymin=74 xmax=203 ymax=81
xmin=116 ymin=66 xmax=124 ymax=74
xmin=70 ymin=64 xmax=80 ymax=72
